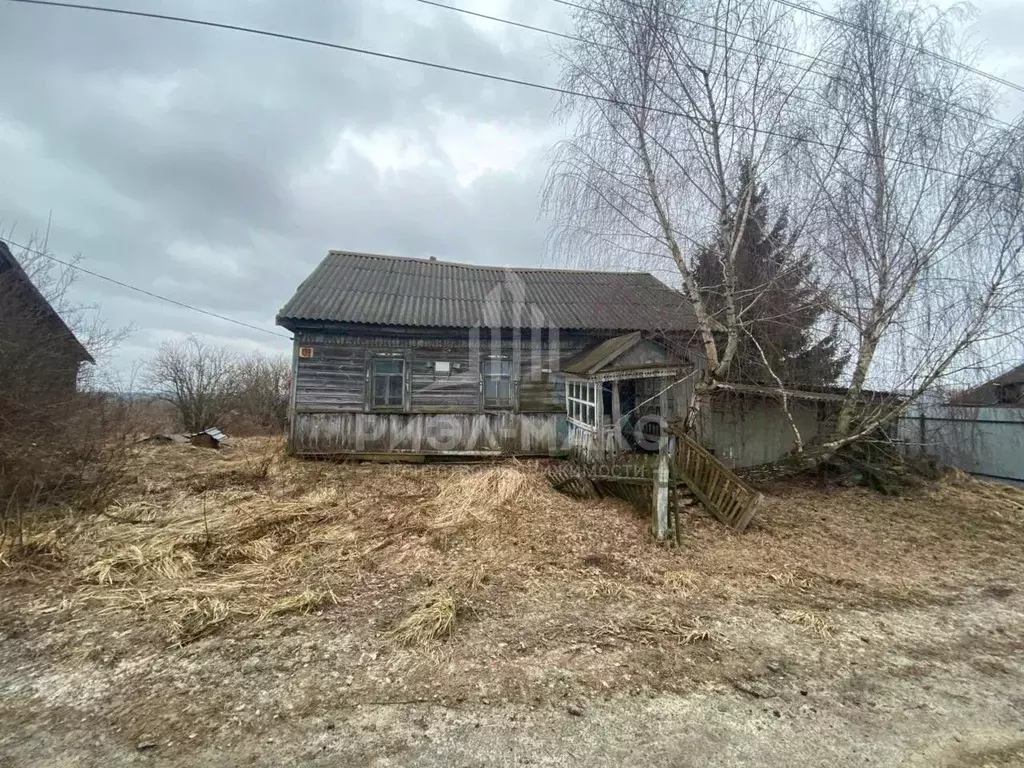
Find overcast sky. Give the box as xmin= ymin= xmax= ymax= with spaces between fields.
xmin=1 ymin=0 xmax=1021 ymax=376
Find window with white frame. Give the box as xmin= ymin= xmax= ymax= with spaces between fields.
xmin=565 ymin=379 xmax=598 ymax=429
xmin=483 ymin=357 xmax=513 ymax=408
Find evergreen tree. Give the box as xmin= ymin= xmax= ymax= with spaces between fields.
xmin=695 ymin=162 xmax=846 ymax=387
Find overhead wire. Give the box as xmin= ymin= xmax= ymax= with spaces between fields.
xmin=767 ymin=0 xmax=1024 ymax=94
xmin=546 ymin=0 xmax=1018 ymax=131
xmin=3 ymin=0 xmax=1020 ymax=192
xmin=3 ymin=238 xmax=292 ymax=340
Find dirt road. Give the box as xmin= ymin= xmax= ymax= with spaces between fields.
xmin=3 ymin=587 xmax=1022 ymax=767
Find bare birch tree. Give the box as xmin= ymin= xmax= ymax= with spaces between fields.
xmin=805 ymin=0 xmax=1024 ymax=454
xmin=544 ymin=0 xmax=826 ymax=435
xmin=547 ymin=0 xmax=1024 ymax=460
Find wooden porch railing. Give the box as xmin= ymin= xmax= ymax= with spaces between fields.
xmin=672 ymin=430 xmax=761 ymax=532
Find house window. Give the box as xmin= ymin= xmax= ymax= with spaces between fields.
xmin=566 ymin=379 xmax=598 ymax=429
xmin=483 ymin=358 xmax=513 ymax=408
xmin=371 ymin=358 xmax=404 ymax=408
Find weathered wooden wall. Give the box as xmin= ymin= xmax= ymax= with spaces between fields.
xmin=519 ymin=333 xmax=595 ymax=413
xmin=293 ymin=412 xmax=566 ymax=456
xmin=289 ymin=327 xmax=601 ymax=455
xmin=293 ymin=343 xmax=367 ymax=412
xmin=0 ymin=245 xmax=88 ymax=398
xmin=289 ymin=325 xmax=712 ymax=457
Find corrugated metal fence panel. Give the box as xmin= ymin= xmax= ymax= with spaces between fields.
xmin=899 ymin=405 xmax=1024 ymax=484
xmin=294 ymin=344 xmax=366 ymax=411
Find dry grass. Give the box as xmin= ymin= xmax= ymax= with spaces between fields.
xmin=2 ymin=438 xmax=1023 ymax=666
xmin=429 ymin=465 xmax=531 ymax=531
xmin=390 ymin=588 xmax=459 ymax=646
xmin=781 ymin=609 xmax=835 ymax=639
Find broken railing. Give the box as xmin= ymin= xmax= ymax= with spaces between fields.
xmin=548 ymin=432 xmax=762 ymax=537
xmin=672 ymin=429 xmax=761 ymax=532
xmin=547 ymin=450 xmax=683 ymax=541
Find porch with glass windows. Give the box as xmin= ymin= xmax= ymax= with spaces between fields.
xmin=560 ymin=332 xmax=695 ymax=460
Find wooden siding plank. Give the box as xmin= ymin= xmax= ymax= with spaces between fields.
xmin=294 ymin=344 xmax=366 ymax=411
xmin=410 ymin=345 xmax=479 ymax=411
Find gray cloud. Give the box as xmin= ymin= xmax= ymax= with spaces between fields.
xmin=0 ymin=0 xmax=570 ymax=371
xmin=1 ymin=0 xmax=1018 ymax=376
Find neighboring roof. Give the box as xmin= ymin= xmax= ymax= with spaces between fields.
xmin=277 ymin=251 xmax=700 ymax=332
xmin=0 ymin=240 xmax=93 ymax=363
xmin=950 ymin=363 xmax=1024 ymax=406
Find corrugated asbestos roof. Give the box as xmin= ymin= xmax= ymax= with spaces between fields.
xmin=276 ymin=251 xmax=699 ymax=332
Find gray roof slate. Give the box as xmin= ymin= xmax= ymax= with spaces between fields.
xmin=277 ymin=251 xmax=698 ymax=332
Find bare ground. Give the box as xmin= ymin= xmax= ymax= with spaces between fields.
xmin=1 ymin=439 xmax=1023 ymax=767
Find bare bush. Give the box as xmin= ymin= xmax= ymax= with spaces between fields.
xmin=145 ymin=336 xmax=239 ymax=433
xmin=231 ymin=352 xmax=289 ymax=435
xmin=0 ymin=396 xmax=133 ymax=538
xmin=144 ymin=337 xmax=288 ymax=435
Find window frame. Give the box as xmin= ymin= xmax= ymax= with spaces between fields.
xmin=565 ymin=378 xmax=599 ymax=430
xmin=369 ymin=354 xmax=406 ymax=411
xmin=482 ymin=355 xmax=514 ymax=410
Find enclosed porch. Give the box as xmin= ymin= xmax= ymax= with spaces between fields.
xmin=560 ymin=332 xmax=695 ymax=459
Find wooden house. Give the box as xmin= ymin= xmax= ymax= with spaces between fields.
xmin=276 ymin=251 xmax=704 ymax=458
xmin=0 ymin=240 xmax=93 ymax=400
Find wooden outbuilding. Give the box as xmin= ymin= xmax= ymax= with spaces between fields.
xmin=0 ymin=240 xmax=93 ymax=399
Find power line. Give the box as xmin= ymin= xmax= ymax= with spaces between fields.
xmin=546 ymin=0 xmax=1016 ymax=131
xmin=4 ymin=0 xmax=1018 ymax=192
xmin=426 ymin=0 xmax=1017 ymax=134
xmin=3 ymin=238 xmax=292 ymax=340
xmin=415 ymin=0 xmax=831 ymax=117
xmin=768 ymin=0 xmax=1024 ymax=95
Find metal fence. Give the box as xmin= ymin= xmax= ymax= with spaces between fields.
xmin=898 ymin=405 xmax=1024 ymax=485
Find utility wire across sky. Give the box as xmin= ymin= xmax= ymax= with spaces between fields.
xmin=544 ymin=0 xmax=1020 ymax=131
xmin=3 ymin=239 xmax=291 ymax=340
xmin=4 ymin=0 xmax=1022 ymax=192
xmin=2 ymin=0 xmax=1021 ymax=332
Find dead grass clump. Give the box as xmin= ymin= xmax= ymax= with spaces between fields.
xmin=263 ymin=583 xmax=339 ymax=618
xmin=83 ymin=544 xmax=198 ymax=585
xmin=589 ymin=609 xmax=714 ymax=646
xmin=430 ymin=466 xmax=531 ymax=530
xmin=389 ymin=588 xmax=458 ymax=646
xmin=172 ymin=597 xmax=234 ymax=645
xmin=627 ymin=613 xmax=714 ymax=644
xmin=661 ymin=569 xmax=701 ymax=593
xmin=781 ymin=609 xmax=834 ymax=639
xmin=764 ymin=570 xmax=812 ymax=590
xmin=188 ymin=466 xmax=272 ymax=494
